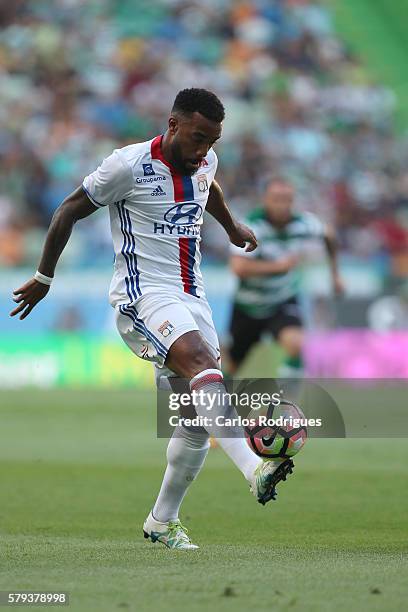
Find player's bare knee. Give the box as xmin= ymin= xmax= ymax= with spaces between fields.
xmin=166 ymin=331 xmax=218 ymax=379
xmin=189 ymin=346 xmax=218 ymax=377
xmin=178 ymin=341 xmax=218 ymax=377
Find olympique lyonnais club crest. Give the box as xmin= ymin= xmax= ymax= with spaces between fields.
xmin=158 ymin=320 xmax=175 ymax=337
xmin=197 ymin=174 xmax=208 ymax=193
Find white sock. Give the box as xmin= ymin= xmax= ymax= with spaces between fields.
xmin=152 ymin=425 xmax=209 ymax=523
xmin=190 ymin=369 xmax=260 ymax=482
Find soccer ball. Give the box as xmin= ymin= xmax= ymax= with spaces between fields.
xmin=244 ymin=399 xmax=307 ymax=460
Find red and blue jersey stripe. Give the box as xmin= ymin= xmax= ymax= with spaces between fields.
xmin=179 ymin=237 xmax=198 ymax=297
xmin=151 ymin=135 xmax=194 ymax=203
xmin=151 ymin=135 xmax=199 ymax=297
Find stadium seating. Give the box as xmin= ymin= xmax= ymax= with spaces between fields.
xmin=0 ymin=0 xmax=406 ymax=273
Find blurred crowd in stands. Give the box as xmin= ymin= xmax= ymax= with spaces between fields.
xmin=0 ymin=0 xmax=407 ymax=280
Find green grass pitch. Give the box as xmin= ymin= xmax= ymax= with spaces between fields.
xmin=1 ymin=390 xmax=407 ymax=612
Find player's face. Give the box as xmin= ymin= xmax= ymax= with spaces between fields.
xmin=264 ymin=182 xmax=294 ymax=225
xmin=168 ymin=112 xmax=222 ymax=175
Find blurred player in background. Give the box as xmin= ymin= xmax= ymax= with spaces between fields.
xmin=227 ymin=176 xmax=344 ymax=378
xmin=10 ymin=89 xmax=296 ymax=551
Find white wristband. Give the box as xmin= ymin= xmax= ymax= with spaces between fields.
xmin=34 ymin=271 xmax=53 ymax=286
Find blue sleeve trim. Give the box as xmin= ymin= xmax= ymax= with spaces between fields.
xmin=82 ymin=184 xmax=106 ymax=208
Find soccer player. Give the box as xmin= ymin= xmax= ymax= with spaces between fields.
xmin=10 ymin=89 xmax=295 ymax=550
xmin=228 ymin=176 xmax=344 ymax=378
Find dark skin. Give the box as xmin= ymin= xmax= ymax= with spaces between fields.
xmin=163 ymin=110 xmax=220 ymax=176
xmin=11 ymin=110 xmax=257 ymax=379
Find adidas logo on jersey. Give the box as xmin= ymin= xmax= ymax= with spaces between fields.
xmin=151 ymin=186 xmax=166 ymax=196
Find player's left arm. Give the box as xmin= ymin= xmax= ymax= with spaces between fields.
xmin=206 ymin=180 xmax=257 ymax=252
xmin=323 ymin=224 xmax=345 ymax=296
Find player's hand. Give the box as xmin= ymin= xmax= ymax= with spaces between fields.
xmin=10 ymin=279 xmax=50 ymax=320
xmin=228 ymin=222 xmax=258 ymax=253
xmin=277 ymin=253 xmax=301 ymax=273
xmin=332 ymin=273 xmax=345 ymax=297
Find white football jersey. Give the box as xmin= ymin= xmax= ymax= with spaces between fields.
xmin=82 ymin=135 xmax=218 ymax=306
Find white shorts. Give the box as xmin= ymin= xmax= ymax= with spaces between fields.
xmin=115 ymin=291 xmax=220 ymax=382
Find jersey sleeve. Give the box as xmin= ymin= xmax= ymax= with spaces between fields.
xmin=302 ymin=212 xmax=326 ymax=238
xmin=82 ymin=149 xmax=134 ymax=208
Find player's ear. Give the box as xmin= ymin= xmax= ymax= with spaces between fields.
xmin=168 ymin=115 xmax=178 ymax=135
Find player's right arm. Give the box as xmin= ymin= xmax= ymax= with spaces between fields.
xmin=10 ymin=186 xmax=97 ymax=320
xmin=11 ymin=147 xmax=133 ymax=320
xmin=230 ymin=254 xmax=300 ymax=278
